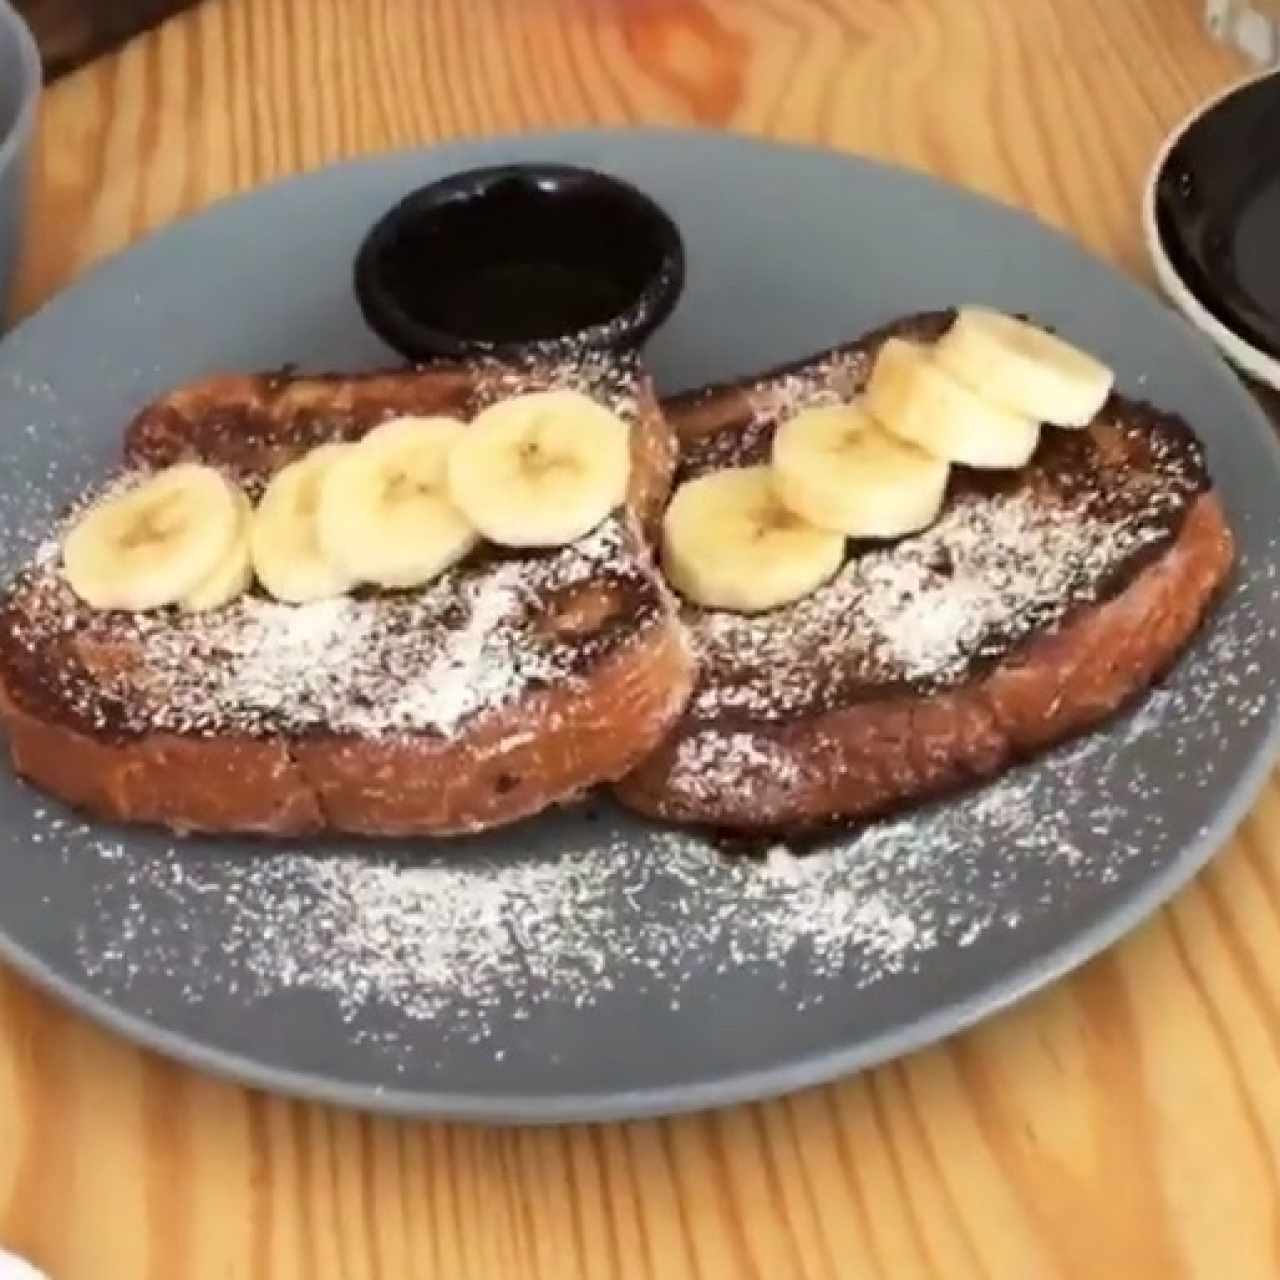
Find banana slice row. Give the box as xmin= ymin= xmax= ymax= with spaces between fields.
xmin=60 ymin=390 xmax=631 ymax=611
xmin=663 ymin=308 xmax=1116 ymax=614
xmin=862 ymin=307 xmax=1113 ymax=474
xmin=60 ymin=313 xmax=1107 ymax=618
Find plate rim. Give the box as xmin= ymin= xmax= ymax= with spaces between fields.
xmin=2 ymin=127 xmax=1280 ymax=1122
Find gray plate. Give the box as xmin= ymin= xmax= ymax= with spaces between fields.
xmin=1 ymin=130 xmax=1279 ymax=1123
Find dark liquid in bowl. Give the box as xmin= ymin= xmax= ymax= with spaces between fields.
xmin=1154 ymin=75 xmax=1280 ymax=362
xmin=1235 ymin=174 xmax=1280 ymax=329
xmin=425 ymin=260 xmax=632 ymax=343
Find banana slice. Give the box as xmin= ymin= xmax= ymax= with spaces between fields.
xmin=316 ymin=416 xmax=478 ymax=589
xmin=662 ymin=466 xmax=845 ymax=613
xmin=447 ymin=390 xmax=630 ymax=547
xmin=772 ymin=401 xmax=950 ymax=538
xmin=866 ymin=337 xmax=1040 ymax=469
xmin=180 ymin=491 xmax=254 ymax=612
xmin=935 ymin=306 xmax=1114 ymax=427
xmin=62 ymin=463 xmax=241 ymax=611
xmin=251 ymin=444 xmax=355 ymax=604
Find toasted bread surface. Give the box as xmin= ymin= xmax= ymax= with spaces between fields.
xmin=0 ymin=355 xmax=694 ymax=836
xmin=613 ymin=313 xmax=1236 ymax=832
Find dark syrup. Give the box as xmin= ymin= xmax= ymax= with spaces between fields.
xmin=424 ymin=260 xmax=632 ymax=343
xmin=1155 ymin=74 xmax=1280 ymax=360
xmin=1235 ymin=174 xmax=1280 ymax=329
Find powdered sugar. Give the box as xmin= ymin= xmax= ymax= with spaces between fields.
xmin=467 ymin=347 xmax=645 ymax=426
xmin=847 ymin=490 xmax=1166 ymax=683
xmin=748 ymin=349 xmax=870 ymax=421
xmin=0 ymin=353 xmax=659 ymax=742
xmin=0 ymin=327 xmax=1272 ymax=1097
xmin=678 ymin=360 xmax=1205 ymax=725
xmin=688 ymin=487 xmax=1177 ymax=722
xmin=8 ymin=515 xmax=652 ymax=739
xmin=192 ymin=596 xmax=370 ymax=721
xmin=21 ymin=539 xmax=1272 ymax=1089
xmin=336 ymin=563 xmax=544 ymax=738
xmin=670 ymin=730 xmax=804 ymax=806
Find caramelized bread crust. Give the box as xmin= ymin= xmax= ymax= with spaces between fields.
xmin=614 ymin=313 xmax=1236 ymax=833
xmin=0 ymin=607 xmax=694 ymax=836
xmin=0 ymin=356 xmax=694 ymax=836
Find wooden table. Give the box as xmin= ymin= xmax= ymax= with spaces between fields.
xmin=0 ymin=2 xmax=1270 ymax=1277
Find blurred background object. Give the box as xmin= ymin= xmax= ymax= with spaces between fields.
xmin=14 ymin=0 xmax=197 ymax=78
xmin=1208 ymin=0 xmax=1280 ymax=60
xmin=0 ymin=0 xmax=37 ymax=323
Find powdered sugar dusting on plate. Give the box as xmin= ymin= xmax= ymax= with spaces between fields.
xmin=58 ymin=568 xmax=1278 ymax=1067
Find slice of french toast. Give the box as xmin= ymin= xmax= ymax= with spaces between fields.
xmin=0 ymin=354 xmax=695 ymax=836
xmin=613 ymin=312 xmax=1236 ymax=834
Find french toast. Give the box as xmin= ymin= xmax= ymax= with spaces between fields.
xmin=613 ymin=312 xmax=1236 ymax=833
xmin=0 ymin=354 xmax=695 ymax=836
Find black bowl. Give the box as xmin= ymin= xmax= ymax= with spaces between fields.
xmin=1153 ymin=72 xmax=1280 ymax=362
xmin=354 ymin=162 xmax=686 ymax=363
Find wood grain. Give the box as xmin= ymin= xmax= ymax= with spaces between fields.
xmin=0 ymin=1 xmax=1269 ymax=1277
